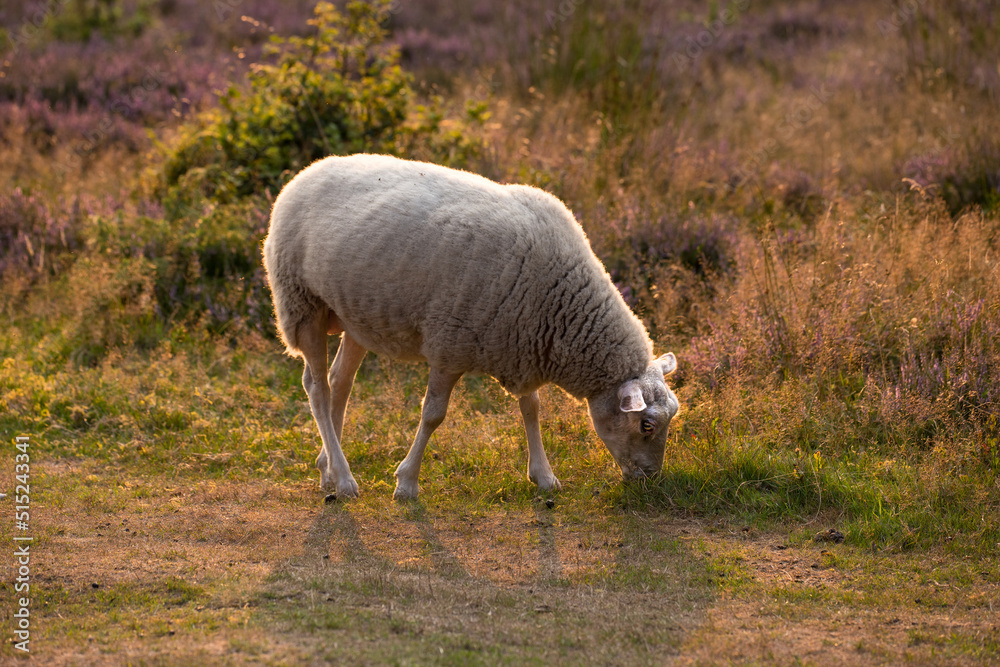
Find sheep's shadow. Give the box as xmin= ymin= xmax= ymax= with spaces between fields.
xmin=253 ymin=486 xmax=708 ymax=663
xmin=278 ymin=496 xmax=475 ymax=595
xmin=299 ymin=499 xmax=367 ymax=564
xmin=532 ymin=504 xmax=563 ymax=581
xmin=398 ymin=501 xmax=471 ymax=581
xmin=277 ymin=493 xmax=562 ymax=591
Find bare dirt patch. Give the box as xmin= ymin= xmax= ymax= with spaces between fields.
xmin=264 ymin=501 xmax=711 ymax=663
xmin=676 ymin=531 xmax=1000 ymax=665
xmin=23 ymin=466 xmax=709 ymax=664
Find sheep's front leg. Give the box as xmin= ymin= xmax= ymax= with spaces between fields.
xmin=519 ymin=390 xmax=561 ymax=491
xmin=300 ymin=313 xmax=359 ymax=498
xmin=393 ymin=368 xmax=463 ymax=501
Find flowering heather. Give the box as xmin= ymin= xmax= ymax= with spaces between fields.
xmin=1 ymin=37 xmax=220 ymax=161
xmin=901 ymin=138 xmax=1000 ymax=214
xmin=0 ymin=1 xmax=317 ymax=160
xmin=894 ymin=294 xmax=1000 ymax=420
xmin=0 ymin=187 xmax=149 ymax=281
xmin=0 ymin=187 xmax=79 ymax=279
xmin=684 ymin=201 xmax=1000 ymax=447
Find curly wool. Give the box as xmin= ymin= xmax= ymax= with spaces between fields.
xmin=263 ymin=154 xmax=652 ymax=399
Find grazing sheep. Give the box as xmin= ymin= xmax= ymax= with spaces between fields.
xmin=262 ymin=154 xmax=679 ymax=500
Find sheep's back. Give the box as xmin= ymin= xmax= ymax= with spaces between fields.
xmin=268 ymin=154 xmax=646 ymax=395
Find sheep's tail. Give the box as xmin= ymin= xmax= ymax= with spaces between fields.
xmin=262 ymin=234 xmax=322 ymax=359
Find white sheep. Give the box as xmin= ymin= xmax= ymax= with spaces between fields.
xmin=262 ymin=154 xmax=679 ymax=500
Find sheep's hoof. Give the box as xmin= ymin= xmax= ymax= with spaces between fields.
xmin=336 ymin=477 xmax=360 ymax=499
xmin=393 ymin=482 xmax=419 ymax=502
xmin=318 ymin=468 xmax=358 ymax=496
xmin=534 ymin=476 xmax=562 ymax=492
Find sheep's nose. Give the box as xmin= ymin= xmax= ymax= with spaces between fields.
xmin=622 ymin=463 xmax=660 ymax=479
xmin=621 ymin=465 xmax=647 ymax=480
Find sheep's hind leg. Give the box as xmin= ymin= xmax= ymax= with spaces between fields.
xmin=321 ymin=331 xmax=367 ymax=455
xmin=300 ymin=311 xmax=359 ymax=498
xmin=519 ymin=391 xmax=561 ymax=492
xmin=393 ymin=368 xmax=463 ymax=501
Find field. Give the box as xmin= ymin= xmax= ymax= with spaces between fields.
xmin=1 ymin=0 xmax=999 ymax=664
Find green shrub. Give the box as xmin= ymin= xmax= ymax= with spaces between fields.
xmin=82 ymin=198 xmax=274 ymax=340
xmin=48 ymin=0 xmax=156 ymax=43
xmin=157 ymin=0 xmax=486 ymax=209
xmin=135 ymin=0 xmax=489 ymax=338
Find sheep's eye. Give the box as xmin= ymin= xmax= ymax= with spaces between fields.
xmin=640 ymin=419 xmax=655 ymax=434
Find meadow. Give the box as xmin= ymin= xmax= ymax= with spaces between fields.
xmin=1 ymin=0 xmax=998 ymax=663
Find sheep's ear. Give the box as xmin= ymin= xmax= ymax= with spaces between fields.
xmin=618 ymin=380 xmax=646 ymax=412
xmin=654 ymin=352 xmax=677 ymax=377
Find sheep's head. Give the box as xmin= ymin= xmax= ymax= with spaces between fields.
xmin=587 ymin=353 xmax=680 ymax=479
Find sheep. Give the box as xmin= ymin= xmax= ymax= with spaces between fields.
xmin=262 ymin=154 xmax=679 ymax=500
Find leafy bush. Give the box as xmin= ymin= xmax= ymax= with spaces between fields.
xmin=938 ymin=142 xmax=1000 ymax=215
xmin=131 ymin=0 xmax=487 ymax=338
xmin=47 ymin=0 xmax=155 ymax=43
xmin=158 ymin=0 xmax=487 ymax=208
xmin=78 ymin=197 xmax=274 ymax=338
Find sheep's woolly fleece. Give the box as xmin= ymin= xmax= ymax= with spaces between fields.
xmin=263 ymin=154 xmax=652 ymax=399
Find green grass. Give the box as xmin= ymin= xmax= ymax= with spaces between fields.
xmin=2 ymin=324 xmax=997 ymax=663
xmin=4 ymin=313 xmax=998 ymax=561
